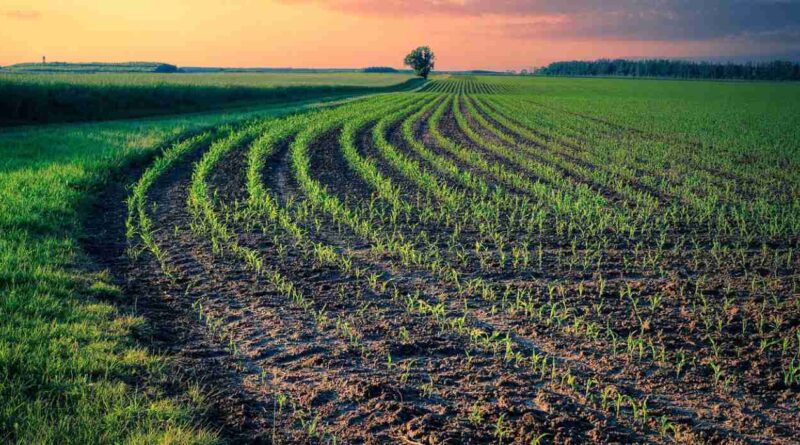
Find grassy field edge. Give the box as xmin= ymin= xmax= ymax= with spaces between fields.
xmin=0 ymin=74 xmax=424 ymax=126
xmin=0 ymin=92 xmax=389 ymax=444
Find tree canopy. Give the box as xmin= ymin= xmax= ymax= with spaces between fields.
xmin=404 ymin=46 xmax=435 ymax=79
xmin=535 ymin=59 xmax=800 ymax=81
xmin=362 ymin=66 xmax=398 ymax=73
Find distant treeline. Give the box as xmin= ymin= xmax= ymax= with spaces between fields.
xmin=535 ymin=59 xmax=800 ymax=81
xmin=1 ymin=62 xmax=178 ymax=74
xmin=362 ymin=67 xmax=398 ymax=73
xmin=463 ymin=70 xmax=503 ymax=75
xmin=0 ymin=77 xmax=424 ymax=125
xmin=181 ymin=67 xmax=361 ymax=73
xmin=0 ymin=62 xmax=391 ymax=74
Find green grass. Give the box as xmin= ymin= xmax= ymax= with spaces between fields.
xmin=0 ymin=72 xmax=416 ymax=88
xmin=0 ymin=94 xmax=376 ymax=444
xmin=1 ymin=61 xmax=173 ymax=73
xmin=0 ymin=72 xmax=420 ymax=124
xmin=3 ymin=74 xmax=798 ymax=443
xmin=486 ymin=76 xmax=800 ymax=164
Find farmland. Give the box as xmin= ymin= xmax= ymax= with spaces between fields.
xmin=0 ymin=93 xmax=383 ymax=444
xmin=0 ymin=72 xmax=420 ymax=124
xmin=3 ymin=74 xmax=800 ymax=444
xmin=0 ymin=72 xmax=416 ymax=88
xmin=119 ymin=75 xmax=799 ymax=443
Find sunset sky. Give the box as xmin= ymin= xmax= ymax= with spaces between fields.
xmin=2 ymin=0 xmax=799 ymax=70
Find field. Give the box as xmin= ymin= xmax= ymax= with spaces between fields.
xmin=1 ymin=61 xmax=177 ymax=73
xmin=3 ymin=74 xmax=800 ymax=444
xmin=0 ymin=72 xmax=415 ymax=88
xmin=0 ymin=72 xmax=420 ymax=124
xmin=0 ymin=94 xmax=385 ymax=444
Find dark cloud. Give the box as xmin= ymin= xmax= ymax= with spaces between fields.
xmin=525 ymin=0 xmax=800 ymax=42
xmin=279 ymin=0 xmax=800 ymax=42
xmin=2 ymin=10 xmax=42 ymax=20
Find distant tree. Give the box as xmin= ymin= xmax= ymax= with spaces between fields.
xmin=153 ymin=63 xmax=179 ymax=73
xmin=404 ymin=46 xmax=435 ymax=79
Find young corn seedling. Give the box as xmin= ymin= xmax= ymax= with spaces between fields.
xmin=400 ymin=359 xmax=416 ymax=384
xmin=468 ymin=403 xmax=484 ymax=426
xmin=530 ymin=433 xmax=549 ymax=445
xmin=493 ymin=414 xmax=512 ymax=444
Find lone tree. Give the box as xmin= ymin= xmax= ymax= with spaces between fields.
xmin=404 ymin=46 xmax=435 ymax=79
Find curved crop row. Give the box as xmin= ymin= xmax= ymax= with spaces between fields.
xmin=120 ymin=81 xmax=800 ymax=444
xmin=418 ymin=76 xmax=508 ymax=94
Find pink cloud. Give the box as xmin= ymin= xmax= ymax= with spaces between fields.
xmin=276 ymin=0 xmax=800 ymax=44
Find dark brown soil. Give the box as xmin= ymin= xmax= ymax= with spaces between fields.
xmin=83 ymin=94 xmax=800 ymax=444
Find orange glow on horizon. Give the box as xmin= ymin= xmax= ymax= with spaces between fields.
xmin=0 ymin=1 xmax=781 ymax=70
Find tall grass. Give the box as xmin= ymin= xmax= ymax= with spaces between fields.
xmin=0 ymin=72 xmax=422 ymax=124
xmin=0 ymin=96 xmax=368 ymax=444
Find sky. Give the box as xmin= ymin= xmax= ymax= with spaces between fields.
xmin=1 ymin=0 xmax=799 ymax=71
